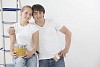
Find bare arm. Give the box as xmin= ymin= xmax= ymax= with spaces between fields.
xmin=10 ymin=34 xmax=15 ymax=53
xmin=25 ymin=30 xmax=39 ymax=58
xmin=10 ymin=33 xmax=16 ymax=56
xmin=59 ymin=25 xmax=71 ymax=57
xmin=32 ymin=30 xmax=39 ymax=54
xmin=8 ymin=26 xmax=19 ymax=58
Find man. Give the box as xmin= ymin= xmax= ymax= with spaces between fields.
xmin=9 ymin=4 xmax=71 ymax=67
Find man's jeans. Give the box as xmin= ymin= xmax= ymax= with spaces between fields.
xmin=39 ymin=57 xmax=65 ymax=67
xmin=13 ymin=55 xmax=37 ymax=67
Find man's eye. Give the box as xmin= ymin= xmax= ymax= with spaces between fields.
xmin=33 ymin=13 xmax=37 ymax=15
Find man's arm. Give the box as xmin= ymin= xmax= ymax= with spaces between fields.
xmin=24 ymin=31 xmax=39 ymax=58
xmin=59 ymin=25 xmax=71 ymax=57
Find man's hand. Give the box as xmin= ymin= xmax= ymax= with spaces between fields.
xmin=58 ymin=48 xmax=69 ymax=57
xmin=24 ymin=51 xmax=34 ymax=58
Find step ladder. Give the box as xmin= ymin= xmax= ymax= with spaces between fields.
xmin=0 ymin=0 xmax=21 ymax=67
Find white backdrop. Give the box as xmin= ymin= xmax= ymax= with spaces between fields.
xmin=0 ymin=0 xmax=100 ymax=67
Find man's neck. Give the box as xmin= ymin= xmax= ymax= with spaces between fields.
xmin=35 ymin=19 xmax=45 ymax=27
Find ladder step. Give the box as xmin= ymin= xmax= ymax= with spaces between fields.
xmin=3 ymin=35 xmax=10 ymax=38
xmin=0 ymin=8 xmax=21 ymax=11
xmin=0 ymin=64 xmax=14 ymax=67
xmin=3 ymin=22 xmax=17 ymax=24
xmin=1 ymin=49 xmax=10 ymax=52
xmin=4 ymin=50 xmax=10 ymax=52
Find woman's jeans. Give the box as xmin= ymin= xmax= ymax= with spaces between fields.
xmin=13 ymin=55 xmax=37 ymax=67
xmin=39 ymin=57 xmax=65 ymax=67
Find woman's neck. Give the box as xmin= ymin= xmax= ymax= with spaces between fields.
xmin=20 ymin=20 xmax=28 ymax=26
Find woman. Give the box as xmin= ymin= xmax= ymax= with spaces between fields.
xmin=10 ymin=5 xmax=39 ymax=67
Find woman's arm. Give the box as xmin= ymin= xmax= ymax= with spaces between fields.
xmin=10 ymin=33 xmax=18 ymax=59
xmin=10 ymin=34 xmax=16 ymax=54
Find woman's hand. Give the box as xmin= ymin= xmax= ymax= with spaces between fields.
xmin=11 ymin=51 xmax=19 ymax=59
xmin=8 ymin=26 xmax=15 ymax=35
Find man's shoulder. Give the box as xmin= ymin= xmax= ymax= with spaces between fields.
xmin=45 ymin=18 xmax=55 ymax=25
xmin=45 ymin=18 xmax=53 ymax=22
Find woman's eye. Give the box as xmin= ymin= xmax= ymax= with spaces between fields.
xmin=25 ymin=12 xmax=28 ymax=14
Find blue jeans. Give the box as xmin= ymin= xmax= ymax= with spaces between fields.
xmin=39 ymin=57 xmax=65 ymax=67
xmin=13 ymin=55 xmax=37 ymax=67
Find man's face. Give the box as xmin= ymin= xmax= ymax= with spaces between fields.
xmin=32 ymin=11 xmax=44 ymax=21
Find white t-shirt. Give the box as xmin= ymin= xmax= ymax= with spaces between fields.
xmin=13 ymin=23 xmax=39 ymax=51
xmin=34 ymin=19 xmax=63 ymax=60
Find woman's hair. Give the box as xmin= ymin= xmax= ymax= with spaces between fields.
xmin=32 ymin=4 xmax=45 ymax=14
xmin=21 ymin=5 xmax=32 ymax=12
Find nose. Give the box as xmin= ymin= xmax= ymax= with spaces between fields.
xmin=27 ymin=14 xmax=31 ymax=18
xmin=37 ymin=11 xmax=40 ymax=17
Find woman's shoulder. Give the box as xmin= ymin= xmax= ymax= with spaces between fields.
xmin=28 ymin=23 xmax=38 ymax=28
xmin=28 ymin=23 xmax=36 ymax=26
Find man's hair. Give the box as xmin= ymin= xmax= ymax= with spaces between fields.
xmin=32 ymin=4 xmax=45 ymax=14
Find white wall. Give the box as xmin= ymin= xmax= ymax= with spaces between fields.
xmin=0 ymin=0 xmax=100 ymax=67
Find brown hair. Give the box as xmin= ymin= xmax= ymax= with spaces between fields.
xmin=32 ymin=4 xmax=45 ymax=14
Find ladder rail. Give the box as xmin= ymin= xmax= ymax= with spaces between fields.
xmin=0 ymin=0 xmax=6 ymax=66
xmin=0 ymin=0 xmax=21 ymax=67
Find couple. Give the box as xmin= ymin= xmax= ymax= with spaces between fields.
xmin=9 ymin=4 xmax=71 ymax=67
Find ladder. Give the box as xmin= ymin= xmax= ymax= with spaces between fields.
xmin=0 ymin=0 xmax=21 ymax=67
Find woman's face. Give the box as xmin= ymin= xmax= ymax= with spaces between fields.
xmin=21 ymin=8 xmax=32 ymax=22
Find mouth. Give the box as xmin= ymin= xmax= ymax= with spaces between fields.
xmin=36 ymin=17 xmax=41 ymax=19
xmin=36 ymin=18 xmax=39 ymax=19
xmin=25 ymin=17 xmax=29 ymax=20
